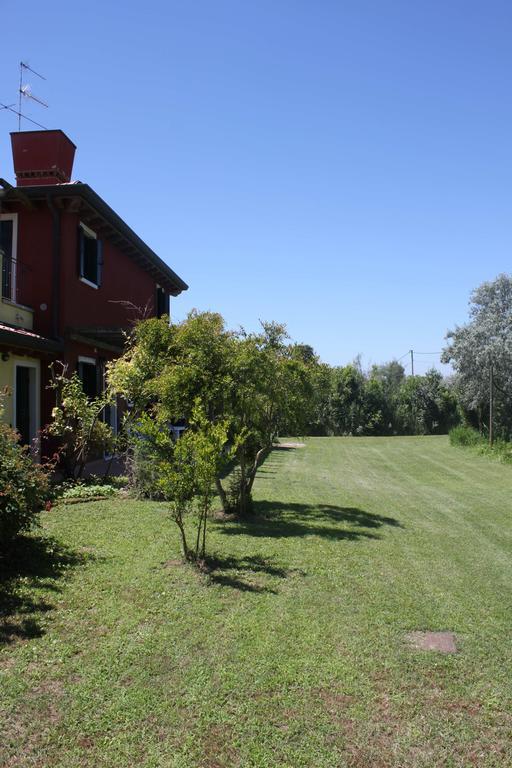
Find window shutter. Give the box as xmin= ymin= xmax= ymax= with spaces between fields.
xmin=77 ymin=226 xmax=84 ymax=277
xmin=97 ymin=240 xmax=103 ymax=287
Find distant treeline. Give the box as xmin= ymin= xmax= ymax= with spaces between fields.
xmin=288 ymin=347 xmax=459 ymax=436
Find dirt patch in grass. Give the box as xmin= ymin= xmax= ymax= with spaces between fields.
xmin=200 ymin=722 xmax=239 ymax=768
xmin=316 ymin=687 xmax=355 ymax=723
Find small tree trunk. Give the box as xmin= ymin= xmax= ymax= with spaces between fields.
xmin=238 ymin=449 xmax=248 ymax=516
xmin=174 ymin=515 xmax=189 ymax=560
xmin=201 ymin=507 xmax=207 ymax=559
xmin=194 ymin=510 xmax=203 ymax=559
xmin=247 ymin=446 xmax=269 ymax=495
xmin=103 ymin=447 xmax=116 ymax=480
xmin=215 ymin=477 xmax=228 ymax=513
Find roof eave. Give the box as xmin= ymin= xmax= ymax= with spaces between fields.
xmin=4 ymin=183 xmax=189 ymax=296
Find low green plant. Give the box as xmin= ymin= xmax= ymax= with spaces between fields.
xmin=449 ymin=425 xmax=512 ymax=463
xmin=479 ymin=438 xmax=512 ymax=464
xmin=60 ymin=483 xmax=118 ymax=500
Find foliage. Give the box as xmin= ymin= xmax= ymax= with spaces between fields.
xmin=395 ymin=369 xmax=459 ymax=435
xmin=449 ymin=425 xmax=512 ymax=463
xmin=46 ymin=363 xmax=114 ymax=479
xmin=304 ymin=358 xmax=458 ymax=437
xmin=0 ymin=402 xmax=49 ymax=545
xmin=60 ymin=483 xmax=118 ymax=500
xmin=223 ymin=321 xmax=313 ymax=514
xmin=442 ymin=274 xmax=512 ymax=439
xmin=109 ymin=312 xmax=313 ymax=516
xmin=157 ymin=402 xmax=229 ymax=561
xmin=449 ymin=425 xmax=484 ymax=447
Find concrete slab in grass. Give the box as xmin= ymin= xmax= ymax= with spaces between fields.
xmin=406 ymin=631 xmax=458 ymax=653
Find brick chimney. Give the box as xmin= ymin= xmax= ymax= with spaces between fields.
xmin=10 ymin=129 xmax=76 ymax=186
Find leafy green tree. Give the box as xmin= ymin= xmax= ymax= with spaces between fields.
xmin=156 ymin=403 xmax=229 ymax=562
xmin=222 ymin=322 xmax=312 ymax=514
xmin=109 ymin=312 xmax=313 ymax=517
xmin=396 ymin=369 xmax=458 ymax=435
xmin=331 ymin=363 xmax=366 ymax=435
xmin=442 ymin=274 xmax=512 ymax=437
xmin=361 ymin=377 xmax=388 ymax=434
xmin=46 ymin=364 xmax=113 ymax=479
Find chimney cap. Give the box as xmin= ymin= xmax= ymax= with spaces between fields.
xmin=9 ymin=128 xmax=77 ymax=149
xmin=10 ymin=129 xmax=77 ymax=186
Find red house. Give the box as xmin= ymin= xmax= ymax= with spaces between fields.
xmin=0 ymin=129 xmax=187 ymax=449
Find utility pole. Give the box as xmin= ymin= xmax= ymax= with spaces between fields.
xmin=410 ymin=349 xmax=414 ymax=376
xmin=489 ymin=363 xmax=494 ymax=447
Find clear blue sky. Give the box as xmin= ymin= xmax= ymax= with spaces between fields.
xmin=2 ymin=1 xmax=511 ymax=374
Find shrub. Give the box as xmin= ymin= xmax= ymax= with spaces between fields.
xmin=0 ymin=422 xmax=49 ymax=546
xmin=479 ymin=439 xmax=512 ymax=464
xmin=60 ymin=483 xmax=118 ymax=500
xmin=449 ymin=425 xmax=484 ymax=447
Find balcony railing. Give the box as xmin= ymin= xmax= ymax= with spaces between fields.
xmin=1 ymin=255 xmax=33 ymax=309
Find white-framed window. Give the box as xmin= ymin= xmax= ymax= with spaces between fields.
xmin=0 ymin=212 xmax=18 ymax=302
xmin=78 ymin=222 xmax=103 ymax=288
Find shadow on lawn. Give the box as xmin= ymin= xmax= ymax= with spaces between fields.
xmin=205 ymin=553 xmax=305 ymax=594
xmin=0 ymin=536 xmax=91 ymax=646
xmin=218 ymin=500 xmax=402 ymax=542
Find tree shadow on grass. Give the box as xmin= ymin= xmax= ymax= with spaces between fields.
xmin=0 ymin=536 xmax=93 ymax=646
xmin=217 ymin=501 xmax=402 ymax=541
xmin=204 ymin=553 xmax=305 ymax=594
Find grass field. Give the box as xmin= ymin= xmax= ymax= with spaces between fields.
xmin=1 ymin=436 xmax=512 ymax=767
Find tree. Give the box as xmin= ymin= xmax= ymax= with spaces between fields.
xmin=46 ymin=363 xmax=114 ymax=479
xmin=331 ymin=363 xmax=366 ymax=435
xmin=109 ymin=312 xmax=313 ymax=517
xmin=396 ymin=369 xmax=458 ymax=435
xmin=221 ymin=322 xmax=312 ymax=514
xmin=156 ymin=402 xmax=229 ymax=563
xmin=442 ymin=274 xmax=512 ymax=437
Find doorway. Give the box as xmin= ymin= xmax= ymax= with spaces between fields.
xmin=14 ymin=361 xmax=39 ymax=449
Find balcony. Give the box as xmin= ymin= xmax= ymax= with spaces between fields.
xmin=1 ymin=256 xmax=34 ymax=330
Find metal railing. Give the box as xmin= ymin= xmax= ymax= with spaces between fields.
xmin=1 ymin=254 xmax=33 ymax=307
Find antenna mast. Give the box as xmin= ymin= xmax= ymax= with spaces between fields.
xmin=18 ymin=62 xmax=48 ymax=130
xmin=0 ymin=61 xmax=48 ymax=131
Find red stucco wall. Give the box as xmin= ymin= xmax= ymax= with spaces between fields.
xmin=59 ymin=212 xmax=157 ymax=333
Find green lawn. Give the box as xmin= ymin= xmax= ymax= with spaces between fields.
xmin=2 ymin=436 xmax=512 ymax=767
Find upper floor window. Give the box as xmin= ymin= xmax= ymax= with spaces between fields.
xmin=156 ymin=285 xmax=169 ymax=318
xmin=78 ymin=222 xmax=103 ymax=288
xmin=0 ymin=213 xmax=18 ymax=301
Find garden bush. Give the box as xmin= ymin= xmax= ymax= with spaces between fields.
xmin=449 ymin=425 xmax=484 ymax=447
xmin=0 ymin=422 xmax=50 ymax=546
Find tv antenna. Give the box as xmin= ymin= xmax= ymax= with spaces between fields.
xmin=0 ymin=61 xmax=48 ymax=131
